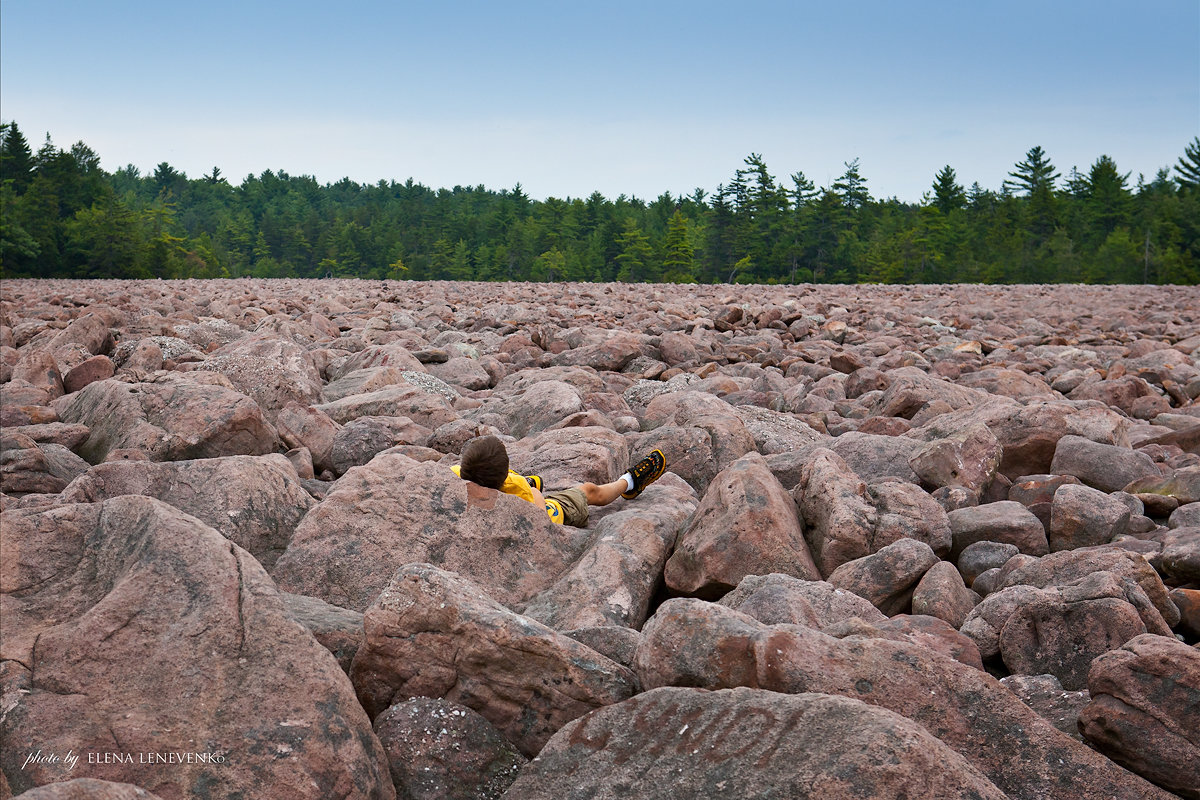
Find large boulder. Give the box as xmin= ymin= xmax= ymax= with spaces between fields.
xmin=1079 ymin=634 xmax=1200 ymax=799
xmin=2 ymin=422 xmax=91 ymax=451
xmin=58 ymin=454 xmax=314 ymax=569
xmin=1158 ymin=526 xmax=1200 ymax=583
xmin=1 ymin=434 xmax=90 ymax=496
xmin=427 ymin=355 xmax=493 ymax=391
xmin=501 ymin=686 xmax=1007 ymax=800
xmin=999 ymin=673 xmax=1091 ymax=743
xmin=327 ymin=344 xmax=425 ymax=381
xmin=480 ymin=380 xmax=586 ymax=439
xmin=519 ymin=473 xmax=698 ymax=630
xmin=956 ymin=367 xmax=1055 ymax=399
xmin=348 ymin=564 xmax=636 ymax=757
xmin=717 ymin=572 xmax=886 ymax=628
xmin=911 ymin=560 xmax=981 ymax=628
xmin=0 ymin=496 xmax=393 ymax=800
xmin=315 ymin=382 xmax=458 ymax=430
xmin=664 ymin=453 xmax=819 ymax=599
xmin=1069 ymin=376 xmax=1159 ymax=415
xmin=908 ymin=423 xmax=1003 ymax=497
xmin=996 ymin=572 xmax=1167 ymax=690
xmin=1050 ymin=435 xmax=1161 ymax=493
xmin=1007 ymin=473 xmax=1083 ymax=529
xmin=281 ymin=591 xmax=365 ymax=674
xmin=866 ymin=480 xmax=953 ymax=555
xmin=946 ymin=501 xmax=1048 ymax=560
xmin=1125 ymin=465 xmax=1200 ymax=505
xmin=820 ymin=613 xmax=984 ymax=671
xmin=956 ymin=541 xmax=1020 ymax=588
xmin=55 ymin=377 xmax=279 ymax=464
xmin=197 ymin=334 xmax=325 ymax=420
xmin=731 ymin=404 xmax=826 ymax=455
xmin=871 ymin=367 xmax=989 ymax=419
xmin=275 ymin=401 xmax=341 ymax=474
xmin=996 ymin=545 xmax=1180 ymax=628
xmin=12 ymin=349 xmax=64 ymax=399
xmin=372 ymin=697 xmax=526 ymax=800
xmin=549 ymin=331 xmax=644 ymax=371
xmin=632 ymin=391 xmax=757 ymax=494
xmin=321 ymin=366 xmax=410 ymax=402
xmin=504 ymin=425 xmax=630 ymax=488
xmin=629 ymin=418 xmax=756 ymax=495
xmin=329 ymin=415 xmax=431 ymax=476
xmin=1048 ymin=483 xmax=1131 ymax=552
xmin=45 ymin=311 xmax=116 ymax=358
xmin=272 ymin=455 xmax=590 ymax=611
xmin=828 ymin=431 xmax=923 ymax=484
xmin=826 ymin=538 xmax=941 ymax=616
xmin=793 ymin=449 xmax=878 ymax=576
xmin=633 ymin=598 xmax=1172 ymax=800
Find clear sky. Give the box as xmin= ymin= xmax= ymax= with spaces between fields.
xmin=2 ymin=0 xmax=1197 ymax=202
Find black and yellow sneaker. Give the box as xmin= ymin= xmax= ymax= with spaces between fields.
xmin=526 ymin=475 xmax=543 ymax=491
xmin=622 ymin=450 xmax=666 ymax=499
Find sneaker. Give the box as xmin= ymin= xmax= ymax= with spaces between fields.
xmin=526 ymin=475 xmax=543 ymax=491
xmin=622 ymin=450 xmax=666 ymax=499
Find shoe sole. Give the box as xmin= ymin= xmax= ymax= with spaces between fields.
xmin=622 ymin=450 xmax=665 ymax=499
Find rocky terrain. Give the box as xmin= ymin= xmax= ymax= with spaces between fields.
xmin=1 ymin=278 xmax=1198 ymax=800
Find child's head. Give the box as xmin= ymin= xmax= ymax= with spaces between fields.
xmin=459 ymin=435 xmax=509 ymax=490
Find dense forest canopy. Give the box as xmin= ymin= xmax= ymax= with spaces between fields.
xmin=1 ymin=122 xmax=1197 ymax=284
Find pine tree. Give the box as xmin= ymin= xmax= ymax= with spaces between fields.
xmin=1005 ymin=146 xmax=1060 ymax=238
xmin=1004 ymin=146 xmax=1060 ymax=195
xmin=614 ymin=219 xmax=656 ymax=282
xmin=1083 ymin=155 xmax=1131 ymax=240
xmin=790 ymin=171 xmax=817 ymax=207
xmin=1176 ymin=137 xmax=1200 ymax=191
xmin=662 ymin=210 xmax=696 ymax=282
xmin=833 ymin=159 xmax=870 ymax=209
xmin=0 ymin=122 xmax=35 ymax=193
xmin=931 ymin=166 xmax=966 ymax=213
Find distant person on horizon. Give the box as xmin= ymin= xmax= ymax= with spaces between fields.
xmin=452 ymin=435 xmax=666 ymax=527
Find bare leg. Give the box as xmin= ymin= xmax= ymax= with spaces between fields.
xmin=576 ymin=479 xmax=629 ymax=507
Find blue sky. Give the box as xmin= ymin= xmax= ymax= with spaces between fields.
xmin=2 ymin=0 xmax=1197 ymax=202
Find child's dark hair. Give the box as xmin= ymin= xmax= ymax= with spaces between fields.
xmin=459 ymin=435 xmax=509 ymax=490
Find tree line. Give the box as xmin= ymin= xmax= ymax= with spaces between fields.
xmin=2 ymin=121 xmax=1198 ymax=284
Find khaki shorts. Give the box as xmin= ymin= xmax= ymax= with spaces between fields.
xmin=544 ymin=487 xmax=589 ymax=527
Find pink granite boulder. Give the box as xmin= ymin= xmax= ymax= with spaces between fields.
xmin=664 ymin=452 xmax=820 ymax=599
xmin=349 ymin=564 xmax=636 ymax=756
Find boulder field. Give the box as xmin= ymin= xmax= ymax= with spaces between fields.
xmin=1 ymin=278 xmax=1197 ymax=799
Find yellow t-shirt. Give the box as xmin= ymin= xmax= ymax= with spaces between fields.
xmin=452 ymin=466 xmax=564 ymax=524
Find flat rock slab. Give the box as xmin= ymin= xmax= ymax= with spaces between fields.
xmin=634 ymin=598 xmax=1175 ymax=800
xmin=502 ymin=686 xmax=1007 ymax=800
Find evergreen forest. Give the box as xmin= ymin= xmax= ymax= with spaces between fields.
xmin=2 ymin=122 xmax=1198 ymax=285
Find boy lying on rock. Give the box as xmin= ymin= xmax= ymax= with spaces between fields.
xmin=453 ymin=434 xmax=666 ymax=527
